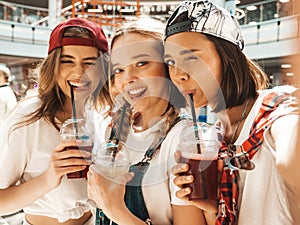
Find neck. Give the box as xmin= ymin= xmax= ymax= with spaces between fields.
xmin=132 ymin=100 xmax=169 ymax=132
xmin=56 ymin=98 xmax=86 ymax=123
xmin=216 ymin=98 xmax=255 ymax=143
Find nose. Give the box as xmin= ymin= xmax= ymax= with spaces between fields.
xmin=169 ymin=66 xmax=189 ymax=84
xmin=123 ymin=66 xmax=138 ymax=86
xmin=72 ymin=64 xmax=85 ymax=79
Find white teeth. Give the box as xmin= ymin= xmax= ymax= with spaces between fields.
xmin=69 ymin=81 xmax=88 ymax=87
xmin=129 ymin=87 xmax=147 ymax=95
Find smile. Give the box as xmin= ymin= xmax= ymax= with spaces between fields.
xmin=128 ymin=86 xmax=147 ymax=98
xmin=68 ymin=81 xmax=91 ymax=90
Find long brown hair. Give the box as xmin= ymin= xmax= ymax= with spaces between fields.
xmin=14 ymin=26 xmax=112 ymax=131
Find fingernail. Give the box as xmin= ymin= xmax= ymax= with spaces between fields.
xmin=186 ymin=175 xmax=193 ymax=181
xmin=181 ymin=164 xmax=187 ymax=169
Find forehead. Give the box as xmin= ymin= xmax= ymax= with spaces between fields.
xmin=164 ymin=32 xmax=210 ymax=55
xmin=111 ymin=33 xmax=163 ymax=64
xmin=61 ymin=45 xmax=99 ymax=57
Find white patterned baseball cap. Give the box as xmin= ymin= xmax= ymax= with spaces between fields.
xmin=165 ymin=0 xmax=244 ymax=50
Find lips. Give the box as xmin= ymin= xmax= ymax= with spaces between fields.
xmin=68 ymin=80 xmax=91 ymax=91
xmin=127 ymin=86 xmax=148 ymax=99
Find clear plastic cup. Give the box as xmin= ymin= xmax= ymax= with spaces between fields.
xmin=60 ymin=118 xmax=93 ymax=179
xmin=179 ymin=122 xmax=220 ymax=200
xmin=92 ymin=141 xmax=131 ymax=179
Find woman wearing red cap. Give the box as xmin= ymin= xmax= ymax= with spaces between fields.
xmin=0 ymin=18 xmax=111 ymax=225
xmin=164 ymin=1 xmax=299 ymax=225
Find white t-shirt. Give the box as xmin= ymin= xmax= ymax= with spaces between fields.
xmin=118 ymin=114 xmax=190 ymax=225
xmin=233 ymin=86 xmax=299 ymax=225
xmin=0 ymin=97 xmax=109 ymax=223
xmin=0 ymin=85 xmax=17 ymax=126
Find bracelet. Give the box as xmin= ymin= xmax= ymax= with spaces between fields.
xmin=145 ymin=218 xmax=152 ymax=225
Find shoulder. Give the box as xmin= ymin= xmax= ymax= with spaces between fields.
xmin=14 ymin=96 xmax=41 ymax=114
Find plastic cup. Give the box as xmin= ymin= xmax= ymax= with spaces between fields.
xmin=92 ymin=141 xmax=131 ymax=179
xmin=60 ymin=118 xmax=93 ymax=179
xmin=179 ymin=121 xmax=219 ymax=200
xmin=180 ymin=139 xmax=219 ymax=200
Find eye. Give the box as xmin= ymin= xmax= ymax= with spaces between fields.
xmin=185 ymin=55 xmax=198 ymax=62
xmin=84 ymin=61 xmax=96 ymax=66
xmin=60 ymin=60 xmax=73 ymax=64
xmin=113 ymin=68 xmax=123 ymax=75
xmin=165 ymin=59 xmax=175 ymax=67
xmin=136 ymin=61 xmax=148 ymax=67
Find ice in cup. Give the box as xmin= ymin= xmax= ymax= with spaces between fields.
xmin=179 ymin=122 xmax=220 ymax=200
xmin=60 ymin=118 xmax=93 ymax=179
xmin=92 ymin=141 xmax=131 ymax=179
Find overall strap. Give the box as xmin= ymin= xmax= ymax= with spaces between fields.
xmin=96 ymin=115 xmax=188 ymax=225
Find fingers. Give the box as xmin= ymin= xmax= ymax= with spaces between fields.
xmin=173 ymin=173 xmax=194 ymax=187
xmin=174 ymin=150 xmax=182 ymax=163
xmin=171 ymin=162 xmax=189 ymax=175
xmin=175 ymin=187 xmax=191 ymax=200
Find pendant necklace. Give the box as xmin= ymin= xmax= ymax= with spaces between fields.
xmin=229 ymin=99 xmax=250 ymax=145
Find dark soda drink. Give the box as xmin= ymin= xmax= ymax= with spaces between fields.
xmin=180 ymin=155 xmax=218 ymax=200
xmin=64 ymin=144 xmax=92 ymax=179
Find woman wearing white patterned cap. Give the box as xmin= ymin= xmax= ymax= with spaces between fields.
xmin=0 ymin=18 xmax=111 ymax=225
xmin=164 ymin=1 xmax=299 ymax=224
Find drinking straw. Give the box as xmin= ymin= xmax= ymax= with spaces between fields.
xmin=111 ymin=100 xmax=129 ymax=162
xmin=188 ymin=94 xmax=207 ymax=199
xmin=188 ymin=93 xmax=202 ymax=154
xmin=68 ymin=81 xmax=78 ymax=134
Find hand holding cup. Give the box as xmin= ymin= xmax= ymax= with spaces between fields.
xmin=60 ymin=118 xmax=94 ymax=179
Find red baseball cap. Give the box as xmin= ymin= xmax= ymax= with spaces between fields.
xmin=48 ymin=18 xmax=108 ymax=54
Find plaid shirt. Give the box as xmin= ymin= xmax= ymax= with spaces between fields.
xmin=216 ymin=88 xmax=297 ymax=225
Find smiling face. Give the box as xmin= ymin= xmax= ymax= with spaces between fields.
xmin=111 ymin=33 xmax=169 ymax=114
xmin=164 ymin=32 xmax=222 ymax=108
xmin=57 ymin=45 xmax=101 ymax=105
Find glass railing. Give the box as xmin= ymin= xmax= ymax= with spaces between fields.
xmin=238 ymin=0 xmax=295 ymax=25
xmin=0 ymin=0 xmax=297 ymax=27
xmin=0 ymin=0 xmax=48 ymax=26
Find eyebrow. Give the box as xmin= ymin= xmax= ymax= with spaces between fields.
xmin=60 ymin=55 xmax=98 ymax=60
xmin=132 ymin=53 xmax=152 ymax=60
xmin=112 ymin=53 xmax=152 ymax=67
xmin=164 ymin=49 xmax=200 ymax=58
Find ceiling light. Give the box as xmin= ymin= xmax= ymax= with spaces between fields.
xmin=248 ymin=21 xmax=257 ymax=25
xmin=235 ymin=0 xmax=241 ymax=4
xmin=246 ymin=5 xmax=257 ymax=11
xmin=286 ymin=72 xmax=294 ymax=76
xmin=87 ymin=9 xmax=103 ymax=13
xmin=281 ymin=64 xmax=292 ymax=69
xmin=279 ymin=0 xmax=290 ymax=3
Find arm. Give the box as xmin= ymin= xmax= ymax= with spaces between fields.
xmin=172 ymin=205 xmax=207 ymax=225
xmin=0 ymin=140 xmax=90 ymax=215
xmin=271 ymin=113 xmax=300 ymax=189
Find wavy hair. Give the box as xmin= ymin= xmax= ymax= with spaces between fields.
xmin=14 ymin=26 xmax=112 ymax=131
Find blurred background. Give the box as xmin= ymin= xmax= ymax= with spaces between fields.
xmin=0 ymin=0 xmax=299 ymax=108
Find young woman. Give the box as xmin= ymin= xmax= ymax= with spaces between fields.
xmin=164 ymin=1 xmax=299 ymax=225
xmin=0 ymin=18 xmax=111 ymax=225
xmin=87 ymin=17 xmax=208 ymax=225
